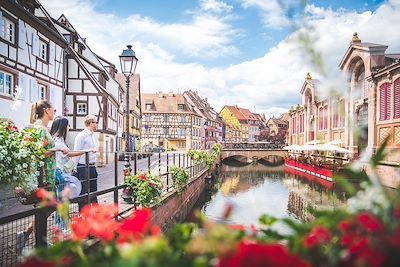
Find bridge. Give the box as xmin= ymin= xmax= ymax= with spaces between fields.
xmin=221 ymin=143 xmax=287 ymax=163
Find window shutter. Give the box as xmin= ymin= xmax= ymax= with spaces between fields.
xmin=31 ymin=33 xmax=39 ymax=56
xmin=380 ymin=83 xmax=391 ymax=121
xmin=49 ymin=42 xmax=55 ymax=65
xmin=0 ymin=11 xmax=3 ymax=30
xmin=17 ymin=73 xmax=28 ymax=100
xmin=18 ymin=19 xmax=27 ymax=49
xmin=394 ymin=79 xmax=400 ymax=119
xmin=29 ymin=79 xmax=39 ymax=102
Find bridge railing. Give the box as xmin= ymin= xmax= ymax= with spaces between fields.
xmin=222 ymin=142 xmax=286 ymax=150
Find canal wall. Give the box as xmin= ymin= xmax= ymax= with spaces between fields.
xmin=151 ymin=160 xmax=220 ymax=231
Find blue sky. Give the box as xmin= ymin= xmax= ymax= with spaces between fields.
xmin=41 ymin=0 xmax=398 ymax=117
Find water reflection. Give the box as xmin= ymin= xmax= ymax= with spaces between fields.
xmin=191 ymin=163 xmax=347 ymax=229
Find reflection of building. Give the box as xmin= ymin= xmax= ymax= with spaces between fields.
xmin=288 ymin=33 xmax=400 ymax=188
xmin=141 ymin=92 xmax=201 ymax=151
xmin=283 ymin=172 xmax=347 ymax=221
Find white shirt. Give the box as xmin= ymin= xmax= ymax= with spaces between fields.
xmin=74 ymin=128 xmax=97 ymax=164
xmin=54 ymin=136 xmax=69 ymax=169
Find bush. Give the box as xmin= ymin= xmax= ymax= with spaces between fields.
xmin=170 ymin=165 xmax=189 ymax=193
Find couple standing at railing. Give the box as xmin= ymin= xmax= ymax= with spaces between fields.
xmin=15 ymin=100 xmax=98 ymax=254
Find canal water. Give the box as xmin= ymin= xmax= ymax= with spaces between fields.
xmin=190 ymin=162 xmax=347 ymax=231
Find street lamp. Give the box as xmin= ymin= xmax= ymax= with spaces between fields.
xmin=119 ymin=45 xmax=138 ymax=152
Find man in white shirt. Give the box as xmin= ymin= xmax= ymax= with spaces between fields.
xmin=74 ymin=114 xmax=98 ymax=210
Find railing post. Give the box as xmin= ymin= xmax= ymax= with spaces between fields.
xmin=158 ymin=152 xmax=161 ymax=176
xmin=134 ymin=153 xmax=137 ymax=175
xmin=114 ymin=152 xmax=118 ymax=204
xmin=166 ymin=153 xmax=169 ymax=192
xmin=35 ymin=208 xmax=49 ymax=248
xmin=148 ymin=153 xmax=151 ymax=173
xmin=85 ymin=152 xmax=90 ymax=205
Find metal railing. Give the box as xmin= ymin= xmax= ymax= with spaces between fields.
xmin=222 ymin=142 xmax=286 ymax=150
xmin=0 ymin=151 xmax=207 ymax=266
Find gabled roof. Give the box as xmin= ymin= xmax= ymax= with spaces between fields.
xmin=141 ymin=92 xmax=199 ymax=115
xmin=338 ymin=33 xmax=388 ymax=70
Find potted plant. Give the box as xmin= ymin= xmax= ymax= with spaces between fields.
xmin=123 ymin=172 xmax=163 ymax=207
xmin=170 ymin=166 xmax=189 ymax=193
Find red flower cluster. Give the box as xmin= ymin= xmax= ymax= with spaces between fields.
xmin=218 ymin=242 xmax=309 ymax=267
xmin=7 ymin=124 xmax=18 ymax=132
xmin=117 ymin=209 xmax=160 ymax=243
xmin=338 ymin=212 xmax=400 ymax=267
xmin=303 ymin=226 xmax=331 ymax=248
xmin=71 ymin=204 xmax=119 ymax=241
xmin=138 ymin=173 xmax=147 ymax=181
xmin=70 ymin=204 xmax=158 ymax=244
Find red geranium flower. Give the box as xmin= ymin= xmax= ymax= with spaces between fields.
xmin=357 ymin=213 xmax=382 ymax=233
xmin=303 ymin=226 xmax=332 ymax=248
xmin=218 ymin=242 xmax=309 ymax=267
xmin=230 ymin=224 xmax=246 ymax=232
xmin=71 ymin=204 xmax=119 ymax=242
xmin=138 ymin=174 xmax=147 ymax=181
xmin=43 ymin=139 xmax=49 ymax=148
xmin=117 ymin=208 xmax=152 ymax=243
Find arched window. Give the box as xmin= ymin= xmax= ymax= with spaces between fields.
xmin=355 ymin=65 xmax=367 ymax=99
xmin=394 ymin=79 xmax=400 ymax=119
xmin=379 ymin=83 xmax=391 ymax=121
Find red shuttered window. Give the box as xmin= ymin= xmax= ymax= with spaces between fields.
xmin=394 ymin=79 xmax=400 ymax=119
xmin=318 ymin=106 xmax=328 ymax=130
xmin=292 ymin=116 xmax=297 ymax=134
xmin=379 ymin=83 xmax=391 ymax=121
xmin=299 ymin=114 xmax=304 ymax=133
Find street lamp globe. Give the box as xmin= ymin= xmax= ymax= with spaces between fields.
xmin=119 ymin=45 xmax=138 ymax=153
xmin=119 ymin=45 xmax=138 ymax=78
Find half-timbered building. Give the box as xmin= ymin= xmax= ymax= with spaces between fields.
xmin=141 ymin=92 xmax=201 ymax=151
xmin=0 ymin=0 xmax=67 ymax=128
xmin=54 ymin=15 xmax=122 ymax=165
xmin=183 ymin=90 xmax=223 ymax=149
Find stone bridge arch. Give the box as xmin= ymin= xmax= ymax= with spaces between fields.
xmin=221 ymin=149 xmax=287 ymax=163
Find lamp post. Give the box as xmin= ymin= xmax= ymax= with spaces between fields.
xmin=119 ymin=45 xmax=138 ymax=153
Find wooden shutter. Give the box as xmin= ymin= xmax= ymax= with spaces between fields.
xmin=380 ymin=83 xmax=391 ymax=121
xmin=394 ymin=79 xmax=400 ymax=119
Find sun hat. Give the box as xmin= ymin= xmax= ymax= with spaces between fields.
xmin=63 ymin=174 xmax=82 ymax=199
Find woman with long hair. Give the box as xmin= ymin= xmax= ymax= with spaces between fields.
xmin=50 ymin=116 xmax=94 ymax=231
xmin=15 ymin=100 xmax=68 ymax=254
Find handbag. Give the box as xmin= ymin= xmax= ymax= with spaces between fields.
xmin=63 ymin=158 xmax=76 ymax=174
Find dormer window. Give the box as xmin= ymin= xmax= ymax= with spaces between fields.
xmin=145 ymin=103 xmax=152 ymax=110
xmin=178 ymin=104 xmax=185 ymax=111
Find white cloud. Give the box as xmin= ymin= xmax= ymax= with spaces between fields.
xmin=200 ymin=0 xmax=233 ymax=13
xmin=39 ymin=0 xmax=400 ymax=119
xmin=240 ymin=0 xmax=298 ymax=29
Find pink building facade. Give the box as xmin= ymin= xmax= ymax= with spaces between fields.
xmin=288 ymin=33 xmax=400 ymax=188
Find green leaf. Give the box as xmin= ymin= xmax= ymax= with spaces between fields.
xmin=258 ymin=214 xmax=278 ymax=226
xmin=371 ymin=135 xmax=390 ymax=167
